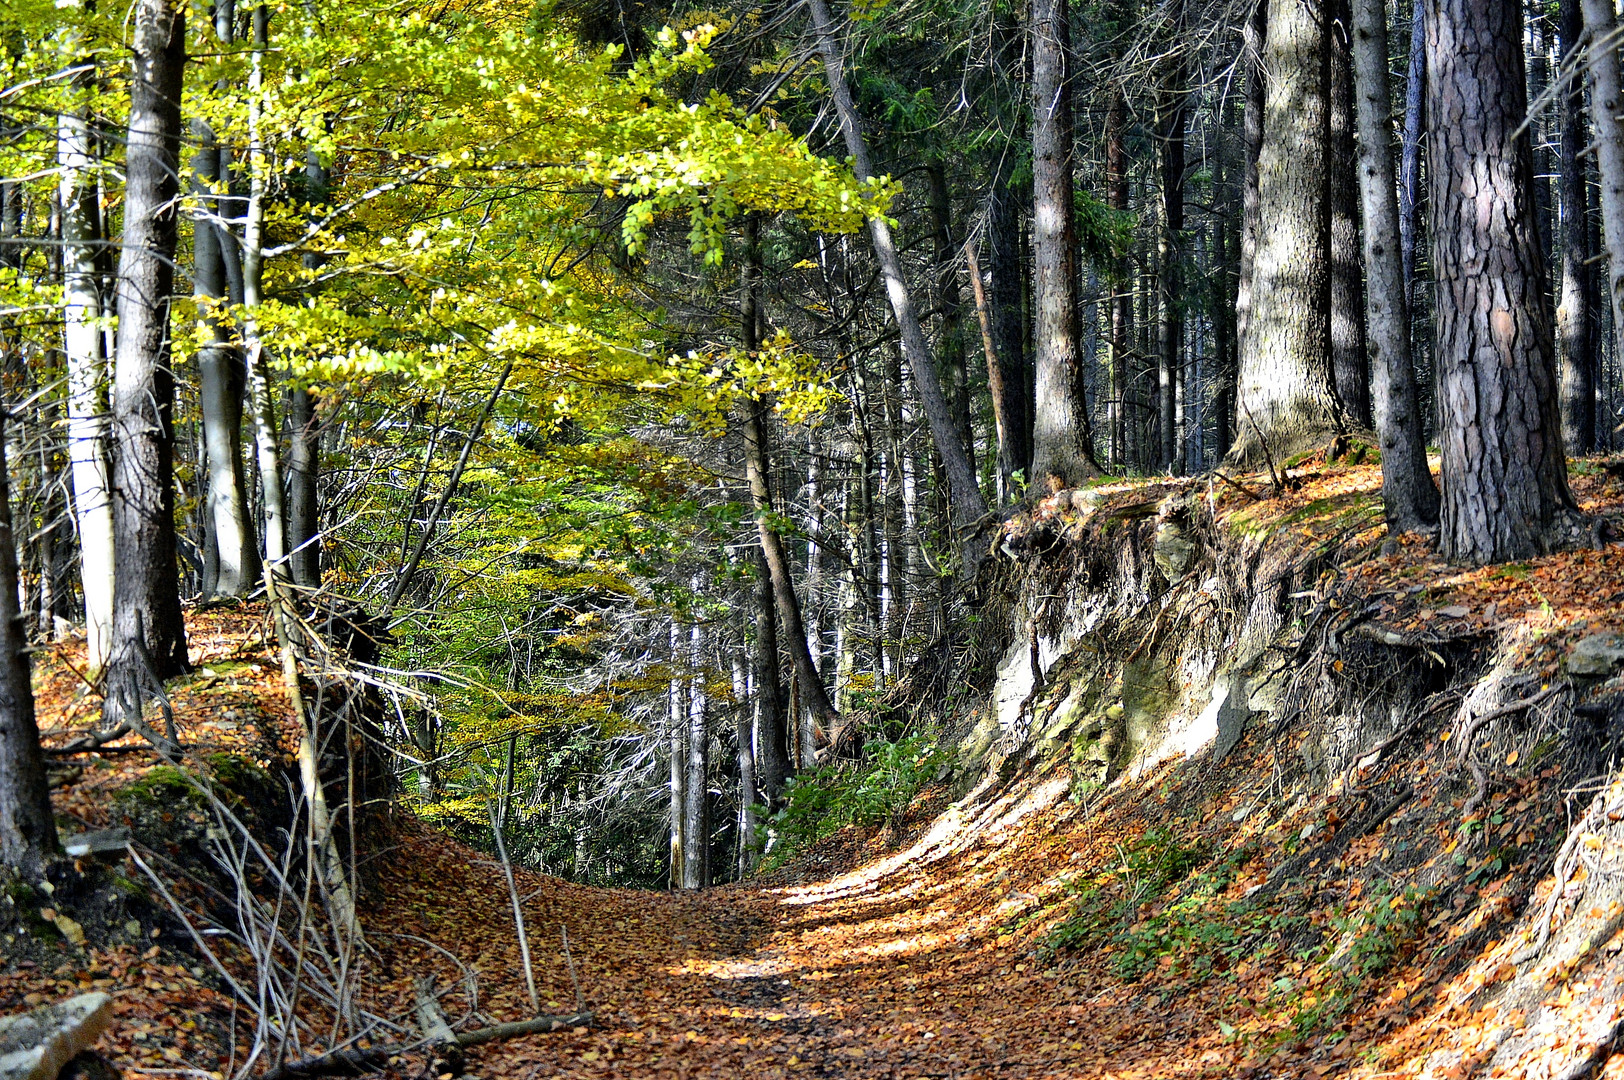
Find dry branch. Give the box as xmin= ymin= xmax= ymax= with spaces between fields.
xmin=260 ymin=1012 xmax=595 ymax=1080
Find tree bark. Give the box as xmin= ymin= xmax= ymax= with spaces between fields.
xmin=804 ymin=0 xmax=988 ymax=553
xmin=1429 ymin=0 xmax=1582 ymax=563
xmin=106 ymin=0 xmax=189 ymax=731
xmin=1558 ymin=0 xmax=1596 ymax=453
xmin=1581 ymin=0 xmax=1624 ymax=441
xmin=1351 ymin=0 xmax=1441 ymax=530
xmin=1107 ymin=92 xmax=1133 ymax=471
xmin=1400 ymin=0 xmax=1426 ymax=307
xmin=1330 ymin=0 xmax=1372 ymax=429
xmin=1029 ymin=0 xmax=1098 ymax=487
xmin=749 ymin=546 xmax=789 ymax=804
xmin=1235 ymin=0 xmax=1266 ymax=410
xmin=287 ymin=150 xmax=328 ymax=591
xmin=925 ymin=163 xmax=973 ymax=474
xmin=0 ymin=404 xmax=57 ymax=874
xmin=1230 ymin=0 xmax=1343 ymax=466
xmin=58 ymin=75 xmax=115 ymax=673
xmin=988 ymin=158 xmax=1030 ymax=491
xmin=681 ymin=618 xmax=707 ymax=889
xmin=667 ymin=625 xmax=685 ymax=889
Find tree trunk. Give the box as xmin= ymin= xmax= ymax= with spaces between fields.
xmin=682 ymin=619 xmax=707 ymax=889
xmin=106 ymin=0 xmax=189 ymax=730
xmin=732 ymin=652 xmax=755 ymax=878
xmin=667 ymin=627 xmax=685 ymax=890
xmin=1400 ymin=0 xmax=1426 ymax=308
xmin=58 ymin=80 xmax=115 ymax=673
xmin=1107 ymin=92 xmax=1133 ymax=471
xmin=1158 ymin=67 xmax=1187 ymax=471
xmin=1029 ymin=0 xmax=1097 ymax=487
xmin=804 ymin=0 xmax=988 ymax=555
xmin=989 ymin=160 xmax=1030 ymax=492
xmin=750 ymin=546 xmax=789 ymax=804
xmin=1229 ymin=0 xmax=1343 ymax=466
xmin=1429 ymin=0 xmax=1581 ymax=563
xmin=1581 ymin=0 xmax=1624 ymax=436
xmin=1558 ymin=0 xmax=1596 ymax=453
xmin=1236 ymin=0 xmax=1267 ymax=397
xmin=1351 ymin=0 xmax=1441 ymax=531
xmin=965 ymin=241 xmax=1017 ymax=500
xmin=0 ymin=405 xmax=57 ymax=874
xmin=287 ymin=151 xmax=328 ymax=591
xmin=740 ymin=219 xmax=838 ymax=733
xmin=926 ymin=164 xmax=974 ymax=475
xmin=1330 ymin=0 xmax=1372 ymax=429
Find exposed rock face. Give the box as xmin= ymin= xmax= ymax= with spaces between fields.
xmin=1568 ymin=633 xmax=1624 ymax=677
xmin=0 ymin=993 xmax=112 ymax=1080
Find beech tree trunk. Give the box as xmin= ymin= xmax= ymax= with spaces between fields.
xmin=1428 ymin=0 xmax=1581 ymax=564
xmin=1558 ymin=0 xmax=1596 ymax=453
xmin=1329 ymin=0 xmax=1371 ymax=429
xmin=58 ymin=81 xmax=115 ymax=672
xmin=804 ymin=0 xmax=988 ymax=552
xmin=1581 ymin=0 xmax=1624 ymax=434
xmin=1230 ymin=0 xmax=1343 ymax=466
xmin=1351 ymin=0 xmax=1441 ymax=531
xmin=0 ymin=406 xmax=57 ymax=874
xmin=1029 ymin=0 xmax=1097 ymax=487
xmin=106 ymin=0 xmax=190 ymax=729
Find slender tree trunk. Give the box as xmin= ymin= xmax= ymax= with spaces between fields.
xmin=58 ymin=80 xmax=115 ymax=672
xmin=1213 ymin=112 xmax=1237 ymax=459
xmin=988 ymin=160 xmax=1030 ymax=490
xmin=1236 ymin=0 xmax=1267 ymax=387
xmin=1330 ymin=0 xmax=1372 ymax=428
xmin=1158 ymin=63 xmax=1187 ymax=471
xmin=286 ymin=150 xmax=328 ymax=591
xmin=0 ymin=405 xmax=57 ymax=875
xmin=1029 ymin=0 xmax=1097 ymax=487
xmin=1107 ymin=92 xmax=1132 ymax=471
xmin=1351 ymin=0 xmax=1441 ymax=530
xmin=1581 ymin=0 xmax=1624 ymax=419
xmin=804 ymin=0 xmax=987 ymax=554
xmin=1559 ymin=0 xmax=1596 ymax=452
xmin=1429 ymin=0 xmax=1581 ymax=563
xmin=966 ymin=241 xmax=1017 ymax=499
xmin=1229 ymin=0 xmax=1343 ymax=465
xmin=106 ymin=0 xmax=189 ymax=730
xmin=732 ymin=652 xmax=755 ymax=878
xmin=667 ymin=626 xmax=685 ymax=889
xmin=926 ymin=163 xmax=974 ymax=476
xmin=1400 ymin=0 xmax=1426 ymax=306
xmin=682 ymin=619 xmax=707 ymax=889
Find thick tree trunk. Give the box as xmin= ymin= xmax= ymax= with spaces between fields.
xmin=1158 ymin=73 xmax=1187 ymax=471
xmin=1558 ymin=0 xmax=1596 ymax=453
xmin=1029 ymin=0 xmax=1097 ymax=487
xmin=1429 ymin=0 xmax=1582 ymax=564
xmin=1213 ymin=115 xmax=1238 ymax=459
xmin=804 ymin=0 xmax=988 ymax=553
xmin=58 ymin=88 xmax=115 ymax=672
xmin=106 ymin=0 xmax=189 ymax=730
xmin=1229 ymin=0 xmax=1343 ymax=466
xmin=1351 ymin=0 xmax=1441 ymax=531
xmin=1581 ymin=0 xmax=1624 ymax=433
xmin=1329 ymin=0 xmax=1372 ymax=429
xmin=749 ymin=547 xmax=789 ymax=803
xmin=0 ymin=406 xmax=57 ymax=874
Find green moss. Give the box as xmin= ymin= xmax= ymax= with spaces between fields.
xmin=115 ymin=765 xmax=197 ymax=807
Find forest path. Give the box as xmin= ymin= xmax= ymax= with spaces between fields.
xmin=374 ymin=771 xmax=1219 ymax=1080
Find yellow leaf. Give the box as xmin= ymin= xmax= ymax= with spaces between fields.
xmin=1506 ymin=750 xmax=1519 ymax=766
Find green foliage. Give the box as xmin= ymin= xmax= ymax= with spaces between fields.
xmin=1075 ymin=190 xmax=1137 ymax=275
xmin=755 ymin=734 xmax=952 ymax=872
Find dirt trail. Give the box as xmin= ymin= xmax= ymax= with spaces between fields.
xmin=377 ymin=773 xmax=1221 ymax=1080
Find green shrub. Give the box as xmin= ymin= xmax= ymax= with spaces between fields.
xmin=755 ymin=734 xmax=951 ymax=872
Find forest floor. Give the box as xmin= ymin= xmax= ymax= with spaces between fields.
xmin=8 ymin=456 xmax=1624 ymax=1078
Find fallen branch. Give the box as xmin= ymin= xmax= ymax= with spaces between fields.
xmin=261 ymin=1012 xmax=594 ymax=1080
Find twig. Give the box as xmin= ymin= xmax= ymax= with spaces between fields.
xmin=486 ymin=793 xmax=540 ymax=1014
xmin=1212 ymin=470 xmax=1265 ymax=502
xmin=261 ymin=1013 xmax=594 ymax=1080
xmin=560 ymin=925 xmax=583 ymax=1013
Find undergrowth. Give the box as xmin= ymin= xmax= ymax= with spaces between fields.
xmin=755 ymin=734 xmax=952 ymax=873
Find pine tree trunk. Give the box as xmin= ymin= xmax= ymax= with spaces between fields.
xmin=1400 ymin=0 xmax=1426 ymax=308
xmin=1351 ymin=0 xmax=1441 ymax=530
xmin=1330 ymin=0 xmax=1372 ymax=429
xmin=1429 ymin=0 xmax=1582 ymax=563
xmin=750 ymin=547 xmax=789 ymax=803
xmin=1029 ymin=0 xmax=1097 ymax=487
xmin=1559 ymin=0 xmax=1596 ymax=453
xmin=107 ymin=0 xmax=189 ymax=728
xmin=988 ymin=163 xmax=1030 ymax=489
xmin=804 ymin=0 xmax=988 ymax=554
xmin=0 ymin=405 xmax=57 ymax=874
xmin=1229 ymin=0 xmax=1343 ymax=466
xmin=58 ymin=83 xmax=115 ymax=672
xmin=1581 ymin=0 xmax=1624 ymax=431
xmin=1236 ymin=0 xmax=1266 ymax=394
xmin=1106 ymin=93 xmax=1130 ymax=471
xmin=926 ymin=164 xmax=974 ymax=472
